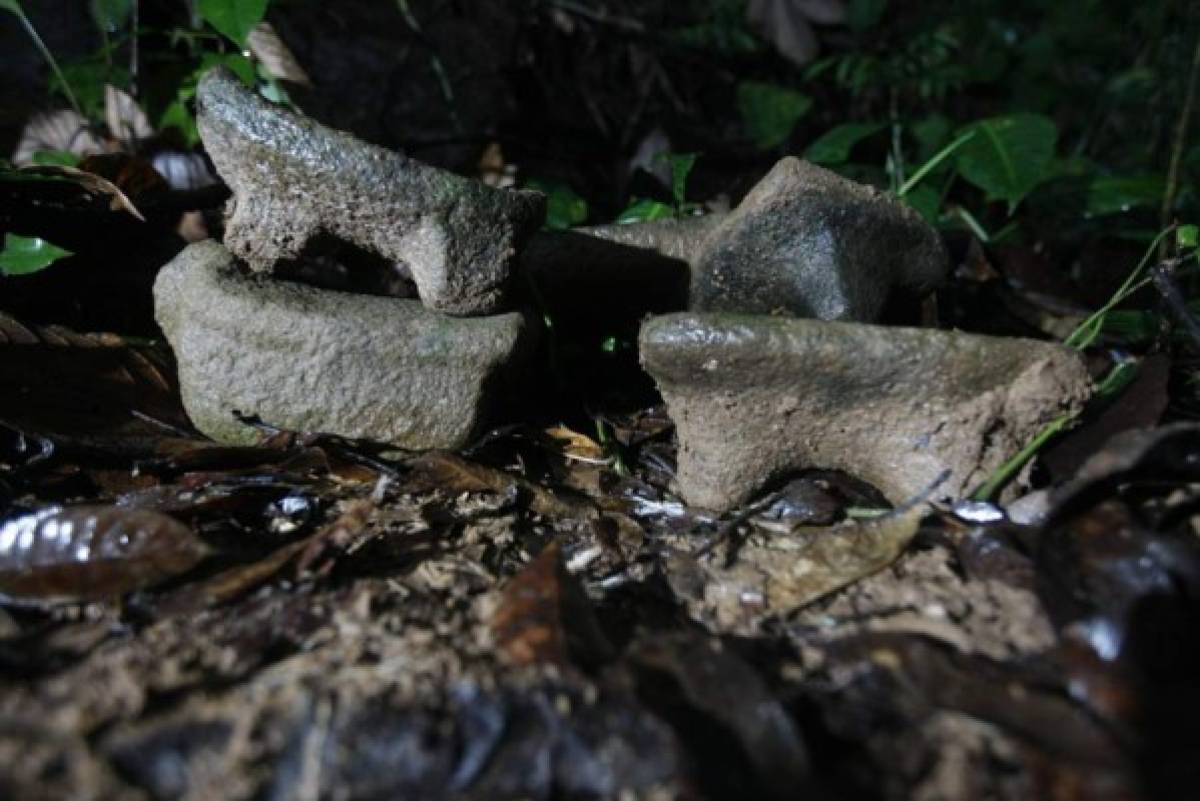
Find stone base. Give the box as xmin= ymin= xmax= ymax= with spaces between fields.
xmin=155 ymin=241 xmax=534 ymax=449
xmin=640 ymin=313 xmax=1091 ymax=510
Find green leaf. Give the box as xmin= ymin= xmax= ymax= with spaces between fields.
xmin=737 ymin=82 xmax=812 ymax=150
xmin=901 ymin=184 xmax=941 ymax=224
xmin=667 ymin=152 xmax=698 ymax=209
xmin=1178 ymin=225 xmax=1198 ymax=248
xmin=197 ymin=0 xmax=269 ymax=47
xmin=1084 ymin=175 xmax=1165 ymax=217
xmin=89 ymin=0 xmax=131 ymax=32
xmin=0 ymin=1 xmax=24 ymax=16
xmin=0 ymin=234 xmax=73 ymax=276
xmin=525 ymin=179 xmax=588 ymax=230
xmin=804 ymin=123 xmax=886 ymax=165
xmin=616 ymin=198 xmax=674 ymax=224
xmin=911 ymin=113 xmax=952 ymax=162
xmin=955 ymin=113 xmax=1057 ymax=212
xmin=31 ymin=149 xmax=82 ymax=167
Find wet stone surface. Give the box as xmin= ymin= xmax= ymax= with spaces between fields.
xmin=197 ymin=68 xmax=545 ymax=316
xmin=640 ymin=312 xmax=1092 ymax=511
xmin=154 ymin=240 xmax=534 ymax=450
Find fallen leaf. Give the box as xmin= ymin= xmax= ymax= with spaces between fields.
xmin=0 ymin=505 xmax=210 ymax=603
xmin=667 ymin=500 xmax=928 ymax=632
xmin=409 ymin=451 xmax=596 ymax=522
xmin=745 ymin=0 xmax=846 ymax=67
xmin=10 ymin=109 xmax=105 ymax=167
xmin=103 ymin=84 xmax=154 ymax=147
xmin=248 ymin=21 xmax=312 ymax=86
xmin=489 ymin=542 xmax=612 ymax=668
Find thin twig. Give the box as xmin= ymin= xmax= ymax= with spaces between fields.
xmin=1159 ymin=26 xmax=1200 ymax=260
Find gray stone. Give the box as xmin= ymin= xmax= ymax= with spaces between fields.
xmin=640 ymin=313 xmax=1091 ymax=511
xmin=196 ymin=68 xmax=545 ymax=317
xmin=690 ymin=158 xmax=947 ymax=319
xmin=522 ymin=158 xmax=947 ymax=322
xmin=154 ymin=240 xmax=534 ymax=449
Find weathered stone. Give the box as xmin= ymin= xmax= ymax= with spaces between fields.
xmin=196 ymin=68 xmax=545 ymax=316
xmin=690 ymin=158 xmax=947 ymax=319
xmin=521 ymin=158 xmax=947 ymax=322
xmin=154 ymin=241 xmax=533 ymax=449
xmin=640 ymin=313 xmax=1091 ymax=511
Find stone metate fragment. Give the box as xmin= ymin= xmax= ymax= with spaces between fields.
xmin=640 ymin=313 xmax=1091 ymax=511
xmin=155 ymin=241 xmax=534 ymax=448
xmin=689 ymin=158 xmax=947 ymax=320
xmin=196 ymin=68 xmax=545 ymax=316
xmin=522 ymin=158 xmax=947 ymax=322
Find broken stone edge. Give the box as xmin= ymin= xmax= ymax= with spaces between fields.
xmin=640 ymin=312 xmax=1092 ymax=511
xmin=155 ymin=240 xmax=535 ymax=450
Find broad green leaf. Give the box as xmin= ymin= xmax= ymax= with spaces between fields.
xmin=525 ymin=179 xmax=588 ymax=230
xmin=0 ymin=1 xmax=24 ymax=16
xmin=197 ymin=0 xmax=269 ymax=48
xmin=911 ymin=113 xmax=952 ymax=162
xmin=0 ymin=234 xmax=73 ymax=276
xmin=901 ymin=184 xmax=940 ymax=224
xmin=31 ymin=150 xmax=82 ymax=167
xmin=198 ymin=51 xmax=256 ymax=86
xmin=804 ymin=122 xmax=886 ymax=165
xmin=616 ymin=198 xmax=674 ymax=224
xmin=737 ymin=82 xmax=812 ymax=150
xmin=1084 ymin=175 xmax=1165 ymax=217
xmin=955 ymin=113 xmax=1057 ymax=211
xmin=1178 ymin=224 xmax=1198 ymax=248
xmin=667 ymin=152 xmax=698 ymax=209
xmin=89 ymin=0 xmax=131 ymax=31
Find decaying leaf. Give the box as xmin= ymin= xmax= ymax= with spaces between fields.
xmin=0 ymin=313 xmax=189 ymax=454
xmin=745 ymin=0 xmax=847 ymax=67
xmin=103 ymin=85 xmax=154 ymax=147
xmin=7 ymin=163 xmax=146 ymax=221
xmin=409 ymin=451 xmax=596 ymax=522
xmin=489 ymin=542 xmax=612 ymax=669
xmin=666 ymin=499 xmax=929 ymax=632
xmin=11 ymin=109 xmax=105 ymax=166
xmin=248 ymin=21 xmax=312 ymax=87
xmin=159 ymin=498 xmax=373 ymax=614
xmin=0 ymin=505 xmax=210 ymax=603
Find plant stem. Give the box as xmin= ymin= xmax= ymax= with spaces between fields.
xmin=13 ymin=4 xmax=84 ymax=119
xmin=898 ymin=130 xmax=975 ymax=197
xmin=1064 ymin=226 xmax=1176 ymax=349
xmin=1159 ymin=26 xmax=1200 ymax=261
xmin=970 ymin=413 xmax=1075 ymax=502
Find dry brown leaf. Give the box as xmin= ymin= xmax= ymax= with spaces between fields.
xmin=248 ymin=21 xmax=312 ymax=87
xmin=18 ymin=163 xmax=146 ymax=221
xmin=11 ymin=109 xmax=105 ymax=166
xmin=104 ymin=84 xmax=154 ymax=147
xmin=409 ymin=451 xmax=597 ymax=521
xmin=746 ymin=0 xmax=847 ymax=67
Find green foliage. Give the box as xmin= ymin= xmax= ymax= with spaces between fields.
xmin=616 ymin=153 xmax=700 ymax=224
xmin=197 ymin=0 xmax=270 ymax=48
xmin=526 ymin=179 xmax=589 ymax=230
xmin=737 ymin=82 xmax=812 ymax=149
xmin=847 ymin=0 xmax=888 ymax=31
xmin=0 ymin=234 xmax=73 ymax=276
xmin=954 ymin=114 xmax=1057 ymax=212
xmin=804 ymin=122 xmax=887 ymax=165
xmin=31 ymin=150 xmax=82 ymax=167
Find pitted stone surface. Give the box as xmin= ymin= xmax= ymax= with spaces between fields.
xmin=690 ymin=158 xmax=948 ymax=320
xmin=155 ymin=241 xmax=533 ymax=449
xmin=196 ymin=68 xmax=545 ymax=316
xmin=640 ymin=313 xmax=1091 ymax=511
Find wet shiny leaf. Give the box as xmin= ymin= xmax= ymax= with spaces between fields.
xmin=0 ymin=505 xmax=209 ymax=602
